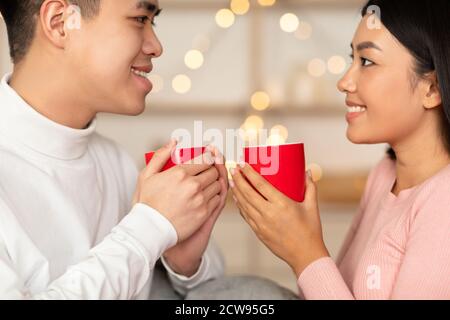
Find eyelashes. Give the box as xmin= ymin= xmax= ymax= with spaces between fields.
xmin=135 ymin=16 xmax=156 ymax=27
xmin=349 ymin=53 xmax=375 ymax=67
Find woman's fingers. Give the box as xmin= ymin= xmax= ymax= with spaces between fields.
xmin=233 ymin=187 xmax=260 ymax=231
xmin=237 ymin=204 xmax=259 ymax=233
xmin=238 ymin=163 xmax=285 ymax=203
xmin=303 ymin=170 xmax=318 ymax=209
xmin=231 ymin=167 xmax=268 ymax=213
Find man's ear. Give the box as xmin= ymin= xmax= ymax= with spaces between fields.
xmin=423 ymin=72 xmax=442 ymax=110
xmin=38 ymin=0 xmax=69 ymax=50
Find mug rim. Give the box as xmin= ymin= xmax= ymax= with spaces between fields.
xmin=244 ymin=142 xmax=304 ymax=149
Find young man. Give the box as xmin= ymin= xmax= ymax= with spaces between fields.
xmin=0 ymin=0 xmax=229 ymax=299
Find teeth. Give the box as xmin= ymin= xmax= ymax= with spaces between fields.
xmin=131 ymin=67 xmax=149 ymax=78
xmin=347 ymin=106 xmax=367 ymax=113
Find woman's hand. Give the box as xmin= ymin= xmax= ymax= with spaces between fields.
xmin=230 ymin=163 xmax=330 ymax=278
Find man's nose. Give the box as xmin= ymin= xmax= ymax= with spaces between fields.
xmin=142 ymin=29 xmax=163 ymax=58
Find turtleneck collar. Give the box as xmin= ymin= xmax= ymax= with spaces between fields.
xmin=0 ymin=73 xmax=97 ymax=160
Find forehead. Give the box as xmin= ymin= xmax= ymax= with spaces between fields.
xmin=101 ymin=0 xmax=160 ymax=12
xmin=352 ymin=14 xmax=399 ymax=52
xmin=353 ymin=15 xmax=387 ymax=44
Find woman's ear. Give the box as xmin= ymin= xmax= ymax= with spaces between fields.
xmin=38 ymin=0 xmax=69 ymax=50
xmin=423 ymin=72 xmax=442 ymax=110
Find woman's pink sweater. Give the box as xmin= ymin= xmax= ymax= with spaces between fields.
xmin=298 ymin=157 xmax=450 ymax=299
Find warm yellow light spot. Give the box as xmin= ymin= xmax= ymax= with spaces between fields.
xmin=328 ymin=55 xmax=347 ymax=75
xmin=306 ymin=163 xmax=323 ymax=182
xmin=172 ymin=74 xmax=192 ymax=94
xmin=215 ymin=9 xmax=235 ymax=28
xmin=230 ymin=0 xmax=250 ymax=15
xmin=280 ymin=13 xmax=299 ymax=33
xmin=251 ymin=91 xmax=271 ymax=111
xmin=258 ymin=0 xmax=276 ymax=6
xmin=270 ymin=125 xmax=289 ymax=141
xmin=295 ymin=21 xmax=312 ymax=40
xmin=184 ymin=50 xmax=204 ymax=70
xmin=266 ymin=133 xmax=286 ymax=146
xmin=308 ymin=58 xmax=326 ymax=78
xmin=243 ymin=115 xmax=264 ymax=131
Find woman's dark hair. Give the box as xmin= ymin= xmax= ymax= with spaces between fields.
xmin=362 ymin=0 xmax=450 ymax=160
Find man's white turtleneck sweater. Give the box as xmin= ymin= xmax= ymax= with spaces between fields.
xmin=0 ymin=73 xmax=224 ymax=299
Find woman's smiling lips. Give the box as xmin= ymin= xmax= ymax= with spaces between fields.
xmin=345 ymin=100 xmax=367 ymax=122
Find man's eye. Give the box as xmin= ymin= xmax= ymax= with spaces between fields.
xmin=135 ymin=16 xmax=156 ymax=27
xmin=135 ymin=16 xmax=149 ymax=24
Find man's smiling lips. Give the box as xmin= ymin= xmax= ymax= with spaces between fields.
xmin=131 ymin=65 xmax=153 ymax=92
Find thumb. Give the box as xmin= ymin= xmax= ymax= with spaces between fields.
xmin=145 ymin=139 xmax=177 ymax=177
xmin=304 ymin=170 xmax=318 ymax=204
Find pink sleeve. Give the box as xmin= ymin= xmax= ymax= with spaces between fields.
xmin=297 ymin=257 xmax=355 ymax=300
xmin=390 ymin=195 xmax=450 ymax=299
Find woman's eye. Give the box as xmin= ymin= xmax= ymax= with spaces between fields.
xmin=360 ymin=57 xmax=374 ymax=67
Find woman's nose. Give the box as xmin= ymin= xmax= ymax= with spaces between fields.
xmin=337 ymin=69 xmax=357 ymax=93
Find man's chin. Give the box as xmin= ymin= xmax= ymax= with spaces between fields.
xmin=125 ymin=103 xmax=147 ymax=116
xmin=107 ymin=101 xmax=147 ymax=116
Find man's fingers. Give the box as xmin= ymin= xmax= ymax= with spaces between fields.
xmin=196 ymin=166 xmax=220 ymax=189
xmin=209 ymin=146 xmax=229 ymax=189
xmin=145 ymin=139 xmax=177 ymax=177
xmin=203 ymin=181 xmax=221 ymax=202
xmin=181 ymin=151 xmax=215 ymax=176
xmin=207 ymin=195 xmax=221 ymax=214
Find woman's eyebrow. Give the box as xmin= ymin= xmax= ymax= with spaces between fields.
xmin=350 ymin=41 xmax=383 ymax=52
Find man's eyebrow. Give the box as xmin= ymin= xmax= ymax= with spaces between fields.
xmin=135 ymin=1 xmax=162 ymax=16
xmin=350 ymin=41 xmax=383 ymax=52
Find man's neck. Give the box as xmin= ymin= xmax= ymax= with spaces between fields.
xmin=9 ymin=60 xmax=95 ymax=130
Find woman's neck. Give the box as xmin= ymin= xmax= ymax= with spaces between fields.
xmin=392 ymin=142 xmax=450 ymax=196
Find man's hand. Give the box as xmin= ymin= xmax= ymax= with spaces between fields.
xmin=132 ymin=140 xmax=222 ymax=243
xmin=162 ymin=146 xmax=229 ymax=277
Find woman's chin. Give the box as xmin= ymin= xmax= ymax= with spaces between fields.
xmin=346 ymin=129 xmax=369 ymax=144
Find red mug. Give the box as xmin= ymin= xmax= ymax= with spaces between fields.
xmin=145 ymin=146 xmax=207 ymax=171
xmin=244 ymin=142 xmax=306 ymax=202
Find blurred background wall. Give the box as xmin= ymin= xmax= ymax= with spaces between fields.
xmin=1 ymin=0 xmax=388 ymax=293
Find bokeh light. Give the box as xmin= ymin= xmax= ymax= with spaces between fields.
xmin=184 ymin=50 xmax=204 ymax=70
xmin=251 ymin=91 xmax=271 ymax=111
xmin=172 ymin=74 xmax=192 ymax=94
xmin=327 ymin=55 xmax=347 ymax=74
xmin=258 ymin=0 xmax=276 ymax=7
xmin=215 ymin=9 xmax=235 ymax=28
xmin=280 ymin=13 xmax=299 ymax=33
xmin=230 ymin=0 xmax=250 ymax=15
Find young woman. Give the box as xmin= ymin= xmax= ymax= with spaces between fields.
xmin=231 ymin=0 xmax=450 ymax=299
